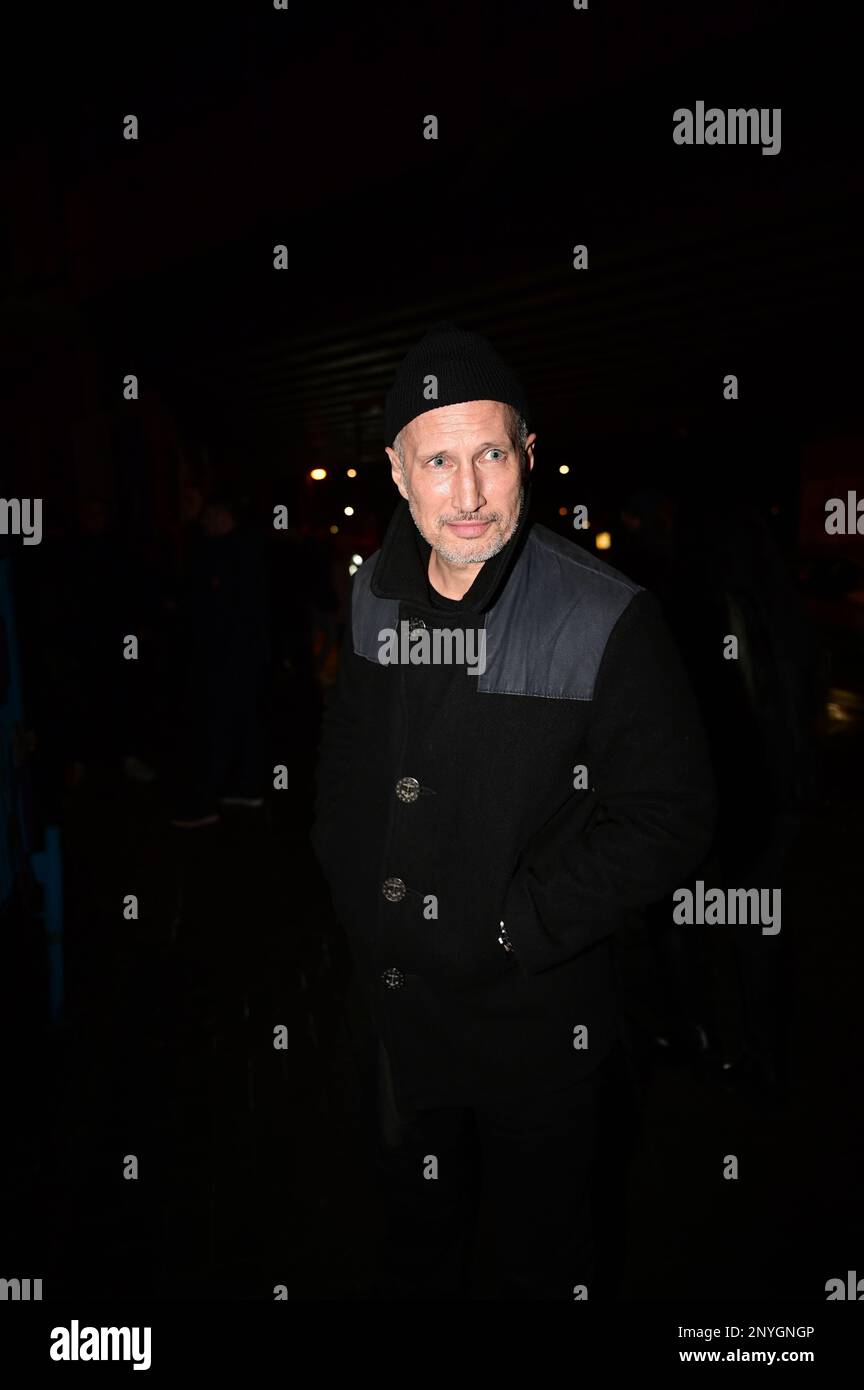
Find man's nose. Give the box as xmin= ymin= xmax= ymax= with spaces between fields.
xmin=451 ymin=464 xmax=485 ymax=514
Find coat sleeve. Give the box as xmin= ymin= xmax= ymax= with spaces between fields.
xmin=500 ymin=588 xmax=717 ymax=974
xmin=308 ymin=578 xmax=361 ymax=883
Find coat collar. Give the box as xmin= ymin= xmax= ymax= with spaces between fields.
xmin=370 ymin=480 xmax=536 ymax=614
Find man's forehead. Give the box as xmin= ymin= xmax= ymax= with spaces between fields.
xmin=405 ymin=399 xmax=510 ymax=447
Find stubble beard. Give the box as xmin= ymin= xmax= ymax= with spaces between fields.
xmin=407 ymin=479 xmax=525 ymax=567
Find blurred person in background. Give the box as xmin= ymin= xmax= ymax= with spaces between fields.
xmin=614 ymin=481 xmax=825 ymax=1094
xmin=167 ymin=491 xmax=271 ymax=828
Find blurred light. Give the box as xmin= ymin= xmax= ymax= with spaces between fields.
xmin=347 ymin=468 xmax=357 ymax=478
xmin=344 ymin=506 xmax=354 ymax=516
xmin=558 ymin=507 xmax=568 ymax=516
xmin=559 ymin=465 xmax=570 ymax=475
xmin=329 ymin=525 xmax=339 ymax=534
xmin=351 ymin=553 xmax=363 ymax=566
xmin=310 ymin=468 xmax=327 ymax=481
xmin=826 ymin=701 xmax=850 ymax=724
xmin=348 ymin=563 xmax=358 ymax=576
xmin=595 ymin=531 xmax=612 ymax=551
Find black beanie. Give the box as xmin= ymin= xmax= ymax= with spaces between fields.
xmin=384 ymin=321 xmax=530 ymax=447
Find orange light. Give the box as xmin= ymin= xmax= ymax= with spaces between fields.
xmin=595 ymin=531 xmax=612 ymax=551
xmin=347 ymin=468 xmax=357 ymax=478
xmin=329 ymin=525 xmax=339 ymax=534
xmin=310 ymin=468 xmax=327 ymax=481
xmin=558 ymin=507 xmax=568 ymax=516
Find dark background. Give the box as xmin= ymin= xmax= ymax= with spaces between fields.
xmin=0 ymin=0 xmax=862 ymax=1301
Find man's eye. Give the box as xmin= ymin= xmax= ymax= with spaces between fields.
xmin=429 ymin=456 xmax=446 ymax=468
xmin=487 ymin=450 xmax=504 ymax=460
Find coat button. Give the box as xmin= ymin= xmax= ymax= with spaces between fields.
xmin=407 ymin=617 xmax=427 ymax=632
xmin=381 ymin=967 xmax=406 ymax=989
xmin=395 ymin=776 xmax=421 ymax=803
xmin=382 ymin=876 xmax=407 ymax=902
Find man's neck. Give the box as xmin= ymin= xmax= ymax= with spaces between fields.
xmin=428 ymin=549 xmax=484 ymax=602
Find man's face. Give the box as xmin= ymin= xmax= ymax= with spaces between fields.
xmin=385 ymin=400 xmax=535 ymax=566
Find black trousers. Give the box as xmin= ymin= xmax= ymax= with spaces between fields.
xmin=367 ymin=1040 xmax=640 ymax=1300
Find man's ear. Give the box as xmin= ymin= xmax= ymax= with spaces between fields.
xmin=524 ymin=432 xmax=537 ymax=475
xmin=385 ymin=446 xmax=409 ymax=500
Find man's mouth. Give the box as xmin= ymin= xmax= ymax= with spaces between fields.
xmin=445 ymin=520 xmax=493 ymax=537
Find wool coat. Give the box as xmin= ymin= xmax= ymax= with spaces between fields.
xmin=309 ymin=486 xmax=716 ymax=1112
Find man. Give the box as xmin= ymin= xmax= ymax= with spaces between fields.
xmin=310 ymin=322 xmax=716 ymax=1299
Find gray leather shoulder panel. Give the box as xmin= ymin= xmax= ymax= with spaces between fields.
xmin=350 ymin=528 xmax=642 ymax=699
xmin=351 ymin=551 xmax=400 ymax=661
xmin=477 ymin=526 xmax=642 ymax=700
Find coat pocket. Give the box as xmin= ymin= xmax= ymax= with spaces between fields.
xmin=513 ymin=785 xmax=601 ymax=880
xmin=496 ymin=786 xmax=609 ymax=977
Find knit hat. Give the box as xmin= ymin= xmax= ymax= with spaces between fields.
xmin=384 ymin=321 xmax=530 ymax=447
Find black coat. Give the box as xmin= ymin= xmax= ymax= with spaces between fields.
xmin=310 ymin=487 xmax=716 ymax=1111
